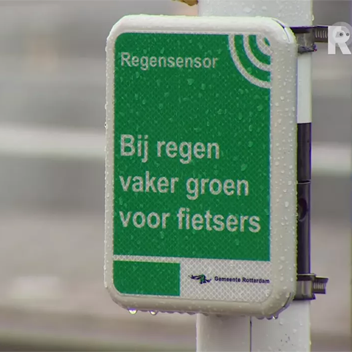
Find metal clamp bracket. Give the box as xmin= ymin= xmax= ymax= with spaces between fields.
xmin=290 ymin=26 xmax=328 ymax=53
xmin=294 ymin=274 xmax=329 ymax=300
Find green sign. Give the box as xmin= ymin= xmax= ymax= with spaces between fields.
xmin=105 ymin=16 xmax=297 ymax=316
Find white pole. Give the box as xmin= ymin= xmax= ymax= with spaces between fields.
xmin=252 ymin=301 xmax=311 ymax=351
xmin=197 ymin=315 xmax=251 ymax=351
xmin=197 ymin=1 xmax=313 ymax=351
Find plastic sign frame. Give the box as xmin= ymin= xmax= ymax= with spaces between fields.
xmin=105 ymin=15 xmax=298 ymax=317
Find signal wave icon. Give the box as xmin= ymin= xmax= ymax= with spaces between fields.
xmin=228 ymin=34 xmax=272 ymax=89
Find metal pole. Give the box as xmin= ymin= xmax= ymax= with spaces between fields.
xmin=197 ymin=315 xmax=251 ymax=351
xmin=252 ymin=301 xmax=311 ymax=351
xmin=197 ymin=1 xmax=313 ymax=351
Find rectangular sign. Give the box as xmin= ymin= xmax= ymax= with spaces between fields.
xmin=105 ymin=15 xmax=298 ymax=317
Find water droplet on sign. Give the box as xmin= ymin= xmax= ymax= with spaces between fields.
xmin=241 ymin=164 xmax=248 ymax=171
xmin=129 ymin=309 xmax=137 ymax=315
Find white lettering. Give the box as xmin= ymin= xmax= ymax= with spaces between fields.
xmin=249 ymin=216 xmax=261 ymax=233
xmin=147 ymin=212 xmax=160 ymax=229
xmin=226 ymin=215 xmax=238 ymax=232
xmin=209 ymin=179 xmax=222 ymax=195
xmin=157 ymin=140 xmax=220 ymax=163
xmin=193 ymin=142 xmax=205 ymax=159
xmin=119 ymin=53 xmax=220 ymax=69
xmin=133 ymin=212 xmax=145 ymax=228
xmin=145 ymin=171 xmax=156 ymax=193
xmin=119 ymin=176 xmax=131 ymax=191
xmin=207 ymin=143 xmax=220 ymax=159
xmin=121 ymin=52 xmax=131 ymax=67
xmin=120 ymin=134 xmax=134 ymax=156
xmin=237 ymin=180 xmax=249 ymax=196
xmin=119 ymin=211 xmax=132 ymax=227
xmin=186 ymin=178 xmax=199 ymax=200
xmin=223 ymin=179 xmax=235 ymax=195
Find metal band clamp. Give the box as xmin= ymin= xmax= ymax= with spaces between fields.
xmin=295 ymin=274 xmax=329 ymax=300
xmin=291 ymin=26 xmax=328 ymax=53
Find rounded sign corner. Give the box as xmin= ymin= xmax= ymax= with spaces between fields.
xmin=106 ymin=15 xmax=137 ymax=47
xmin=105 ymin=279 xmax=131 ymax=311
xmin=260 ymin=18 xmax=297 ymax=49
xmin=260 ymin=285 xmax=296 ymax=317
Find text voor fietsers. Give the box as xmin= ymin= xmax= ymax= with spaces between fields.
xmin=118 ymin=135 xmax=261 ymax=233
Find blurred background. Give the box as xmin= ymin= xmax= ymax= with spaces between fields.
xmin=0 ymin=1 xmax=350 ymax=351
